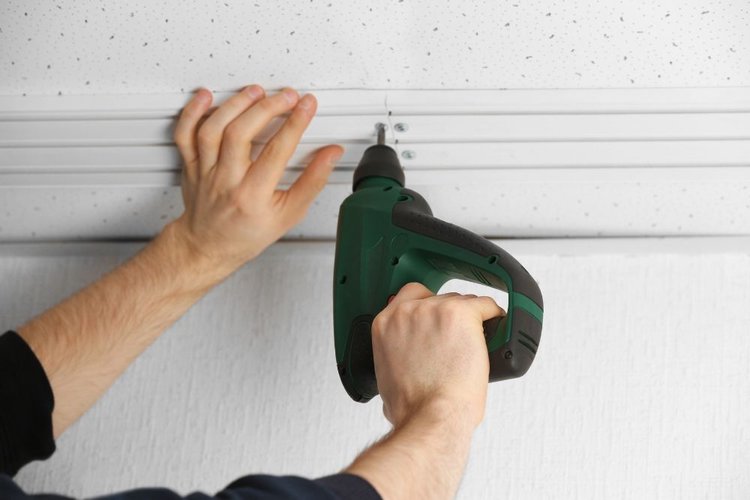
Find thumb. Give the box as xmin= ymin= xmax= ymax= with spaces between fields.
xmin=283 ymin=145 xmax=344 ymax=219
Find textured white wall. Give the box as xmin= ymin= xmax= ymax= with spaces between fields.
xmin=2 ymin=241 xmax=749 ymax=499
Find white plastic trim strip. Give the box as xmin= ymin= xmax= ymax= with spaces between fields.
xmin=1 ymin=87 xmax=749 ymax=241
xmin=2 ymin=114 xmax=749 ymax=147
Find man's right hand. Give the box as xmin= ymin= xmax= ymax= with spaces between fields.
xmin=371 ymin=282 xmax=505 ymax=430
xmin=346 ymin=283 xmax=505 ymax=499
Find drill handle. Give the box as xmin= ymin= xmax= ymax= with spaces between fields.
xmin=392 ymin=189 xmax=544 ymax=382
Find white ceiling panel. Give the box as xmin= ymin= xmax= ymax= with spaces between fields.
xmin=0 ymin=1 xmax=748 ymax=94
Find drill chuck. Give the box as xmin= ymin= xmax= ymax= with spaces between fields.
xmin=352 ymin=125 xmax=405 ymax=191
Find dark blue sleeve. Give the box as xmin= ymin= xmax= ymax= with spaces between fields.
xmin=0 ymin=472 xmax=380 ymax=500
xmin=0 ymin=330 xmax=381 ymax=499
xmin=0 ymin=331 xmax=56 ymax=476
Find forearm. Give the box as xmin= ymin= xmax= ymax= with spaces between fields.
xmin=345 ymin=400 xmax=476 ymax=500
xmin=17 ymin=221 xmax=230 ymax=437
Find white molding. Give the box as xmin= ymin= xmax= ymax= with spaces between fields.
xmin=1 ymin=88 xmax=750 ymax=240
xmin=3 ymin=113 xmax=749 ymax=148
xmin=0 ymin=116 xmax=385 ymax=148
xmin=2 ymin=88 xmax=749 ymax=178
xmin=393 ymin=113 xmax=750 ymax=142
xmin=3 ymin=141 xmax=748 ymax=177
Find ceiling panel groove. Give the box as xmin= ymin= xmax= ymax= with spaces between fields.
xmin=4 ymin=113 xmax=750 ymax=148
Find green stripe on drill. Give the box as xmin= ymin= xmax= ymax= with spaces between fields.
xmin=486 ymin=292 xmax=543 ymax=352
xmin=513 ymin=293 xmax=544 ymax=322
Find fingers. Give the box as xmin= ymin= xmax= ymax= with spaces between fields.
xmin=278 ymin=144 xmax=343 ymax=224
xmin=219 ymin=88 xmax=301 ymax=188
xmin=467 ymin=296 xmax=506 ymax=321
xmin=196 ymin=84 xmax=266 ymax=176
xmin=246 ymin=92 xmax=318 ymax=193
xmin=173 ymin=88 xmax=213 ymax=183
xmin=387 ymin=284 xmax=504 ymax=320
xmin=389 ymin=282 xmax=435 ymax=307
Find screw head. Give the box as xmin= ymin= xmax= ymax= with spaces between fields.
xmin=504 ymin=350 xmax=513 ymax=359
xmin=394 ymin=122 xmax=409 ymax=133
xmin=401 ymin=150 xmax=416 ymax=160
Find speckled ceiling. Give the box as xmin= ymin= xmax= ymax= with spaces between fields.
xmin=1 ymin=0 xmax=748 ymax=95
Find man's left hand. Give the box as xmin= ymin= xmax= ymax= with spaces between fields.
xmin=169 ymin=85 xmax=344 ymax=275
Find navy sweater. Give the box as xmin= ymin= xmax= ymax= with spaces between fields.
xmin=0 ymin=331 xmax=379 ymax=499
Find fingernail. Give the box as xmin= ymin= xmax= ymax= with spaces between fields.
xmin=195 ymin=88 xmax=210 ymax=103
xmin=245 ymin=85 xmax=263 ymax=99
xmin=283 ymin=88 xmax=298 ymax=104
xmin=329 ymin=149 xmax=344 ymax=164
xmin=298 ymin=93 xmax=315 ymax=110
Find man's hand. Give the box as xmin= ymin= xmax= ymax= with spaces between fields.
xmin=18 ymin=85 xmax=341 ymax=436
xmin=169 ymin=85 xmax=344 ymax=276
xmin=346 ymin=283 xmax=504 ymax=499
xmin=373 ymin=282 xmax=503 ymax=429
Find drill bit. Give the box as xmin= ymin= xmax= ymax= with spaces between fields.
xmin=376 ymin=123 xmax=386 ymax=145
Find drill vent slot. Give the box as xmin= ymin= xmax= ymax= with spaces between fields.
xmin=518 ymin=339 xmax=538 ymax=355
xmin=518 ymin=330 xmax=539 ymax=347
xmin=518 ymin=330 xmax=539 ymax=355
xmin=470 ymin=267 xmax=491 ymax=287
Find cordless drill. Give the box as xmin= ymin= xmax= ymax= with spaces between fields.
xmin=333 ymin=124 xmax=544 ymax=402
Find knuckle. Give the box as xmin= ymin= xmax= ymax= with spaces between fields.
xmin=440 ymin=300 xmax=465 ymax=322
xmin=223 ymin=122 xmax=246 ymax=143
xmin=401 ymin=282 xmax=426 ymax=294
xmin=478 ymin=295 xmax=498 ymax=307
xmin=257 ymin=98 xmax=278 ymax=115
xmin=478 ymin=295 xmax=502 ymax=313
xmin=394 ymin=300 xmax=418 ymax=319
xmin=261 ymin=139 xmax=287 ymax=160
xmin=174 ymin=132 xmax=186 ymax=146
xmin=411 ymin=301 xmax=433 ymax=318
xmin=197 ymin=127 xmax=218 ymax=146
xmin=371 ymin=315 xmax=387 ymax=336
xmin=223 ymin=184 xmax=252 ymax=208
xmin=227 ymin=189 xmax=245 ymax=208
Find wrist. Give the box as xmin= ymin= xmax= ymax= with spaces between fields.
xmin=346 ymin=397 xmax=477 ymax=500
xmin=151 ymin=221 xmax=237 ymax=290
xmin=400 ymin=397 xmax=479 ymax=439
